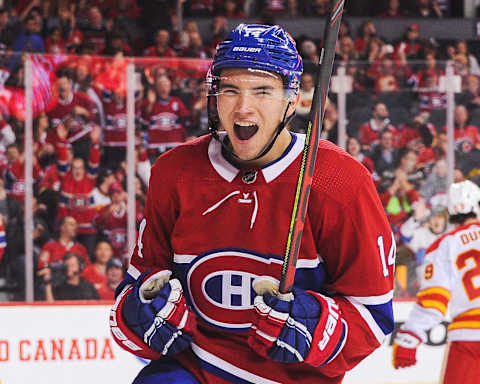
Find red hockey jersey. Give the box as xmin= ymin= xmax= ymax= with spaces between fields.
xmin=38 ymin=240 xmax=90 ymax=270
xmin=139 ymin=96 xmax=189 ymax=151
xmin=123 ymin=133 xmax=395 ymax=383
xmin=103 ymin=98 xmax=128 ymax=147
xmin=94 ymin=203 xmax=128 ymax=259
xmin=4 ymin=158 xmax=43 ymax=202
xmin=57 ymin=141 xmax=100 ymax=235
xmin=46 ymin=92 xmax=98 ymax=145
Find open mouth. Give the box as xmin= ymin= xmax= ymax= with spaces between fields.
xmin=234 ymin=123 xmax=258 ymax=141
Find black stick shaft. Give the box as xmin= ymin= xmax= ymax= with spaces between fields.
xmin=279 ymin=0 xmax=345 ymax=294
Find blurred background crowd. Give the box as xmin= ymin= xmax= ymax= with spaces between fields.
xmin=0 ymin=0 xmax=478 ymax=302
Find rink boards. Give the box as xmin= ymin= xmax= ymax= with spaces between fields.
xmin=0 ymin=300 xmax=445 ymax=384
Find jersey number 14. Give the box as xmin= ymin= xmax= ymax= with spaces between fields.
xmin=377 ymin=233 xmax=396 ymax=278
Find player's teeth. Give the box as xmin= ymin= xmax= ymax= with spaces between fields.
xmin=235 ymin=122 xmax=255 ymax=126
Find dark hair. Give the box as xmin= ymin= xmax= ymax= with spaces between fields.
xmin=449 ymin=212 xmax=477 ymax=225
xmin=95 ymin=239 xmax=113 ymax=251
xmin=62 ymin=252 xmax=85 ymax=271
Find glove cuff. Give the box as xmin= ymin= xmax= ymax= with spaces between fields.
xmin=109 ymin=284 xmax=164 ymax=360
xmin=394 ymin=330 xmax=422 ymax=349
xmin=305 ymin=292 xmax=348 ymax=367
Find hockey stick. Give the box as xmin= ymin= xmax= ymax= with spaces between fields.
xmin=278 ymin=0 xmax=345 ymax=295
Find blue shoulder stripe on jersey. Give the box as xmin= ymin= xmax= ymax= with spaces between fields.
xmin=293 ymin=263 xmax=327 ymax=293
xmin=365 ymin=301 xmax=394 ymax=335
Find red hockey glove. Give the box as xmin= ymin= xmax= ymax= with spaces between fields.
xmin=249 ymin=287 xmax=347 ymax=366
xmin=110 ymin=269 xmax=196 ymax=359
xmin=392 ymin=330 xmax=422 ymax=369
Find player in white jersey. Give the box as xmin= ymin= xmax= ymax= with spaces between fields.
xmin=392 ymin=180 xmax=480 ymax=384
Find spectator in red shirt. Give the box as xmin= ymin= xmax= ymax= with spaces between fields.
xmin=143 ymin=29 xmax=177 ymax=58
xmin=208 ymin=14 xmax=229 ymax=55
xmin=337 ymin=35 xmax=358 ymax=65
xmin=37 ymin=215 xmax=90 ymax=270
xmin=358 ymin=102 xmax=397 ymax=151
xmin=367 ymin=53 xmax=410 ymax=94
xmin=398 ymin=115 xmax=436 ymax=153
xmin=3 ymin=143 xmax=43 ymax=203
xmin=56 ymin=125 xmax=101 ymax=257
xmin=307 ymin=0 xmax=331 ymax=17
xmin=97 ymin=256 xmax=124 ymax=300
xmin=379 ymin=0 xmax=405 ymax=18
xmin=106 ymin=0 xmax=141 ymax=19
xmin=82 ymin=240 xmax=114 ymax=291
xmin=139 ymin=74 xmax=190 ymax=159
xmin=45 ymin=27 xmax=67 ymax=54
xmin=182 ymin=31 xmax=210 ymax=59
xmin=103 ymin=29 xmax=134 ymax=56
xmin=94 ymin=182 xmax=128 ymax=262
xmin=354 ymin=21 xmax=377 ymax=57
xmin=80 ymin=6 xmax=108 ymax=54
xmin=412 ymin=0 xmax=442 ymax=18
xmin=394 ymin=24 xmax=423 ymax=62
xmin=346 ymin=136 xmax=376 ymax=176
xmin=442 ymin=105 xmax=480 ymax=148
xmin=222 ymin=0 xmax=248 ymax=18
xmin=46 ymin=72 xmax=99 ymax=161
xmin=417 ymin=72 xmax=447 ymax=114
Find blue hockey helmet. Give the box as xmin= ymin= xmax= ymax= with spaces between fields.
xmin=207 ymin=24 xmax=303 ymax=161
xmin=209 ymin=24 xmax=303 ymax=100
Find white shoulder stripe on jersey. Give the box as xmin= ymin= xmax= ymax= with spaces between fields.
xmin=296 ymin=257 xmax=321 ymax=269
xmin=347 ymin=290 xmax=394 ymax=305
xmin=191 ymin=343 xmax=282 ymax=384
xmin=174 ymin=253 xmax=322 ymax=269
xmin=127 ymin=264 xmax=141 ymax=279
xmin=262 ymin=133 xmax=305 ymax=183
xmin=346 ymin=297 xmax=385 ymax=344
xmin=174 ymin=254 xmax=198 ymax=264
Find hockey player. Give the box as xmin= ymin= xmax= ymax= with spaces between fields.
xmin=110 ymin=24 xmax=395 ymax=383
xmin=392 ymin=180 xmax=480 ymax=384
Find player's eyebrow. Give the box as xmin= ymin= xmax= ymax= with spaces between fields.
xmin=219 ymin=82 xmax=239 ymax=89
xmin=219 ymin=83 xmax=276 ymax=91
xmin=252 ymin=85 xmax=275 ymax=91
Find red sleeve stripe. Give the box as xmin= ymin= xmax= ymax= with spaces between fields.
xmin=417 ymin=293 xmax=450 ymax=305
xmin=452 ymin=310 xmax=480 ymax=325
xmin=416 ymin=299 xmax=448 ymax=316
xmin=454 ymin=308 xmax=480 ymax=319
xmin=448 ymin=320 xmax=480 ymax=331
xmin=417 ymin=287 xmax=451 ymax=300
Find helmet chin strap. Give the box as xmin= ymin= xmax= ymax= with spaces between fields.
xmin=211 ymin=102 xmax=294 ymax=164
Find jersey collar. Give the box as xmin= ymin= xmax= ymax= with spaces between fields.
xmin=208 ymin=132 xmax=305 ymax=183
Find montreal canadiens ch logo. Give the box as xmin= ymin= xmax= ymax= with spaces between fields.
xmin=185 ymin=249 xmax=282 ymax=331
